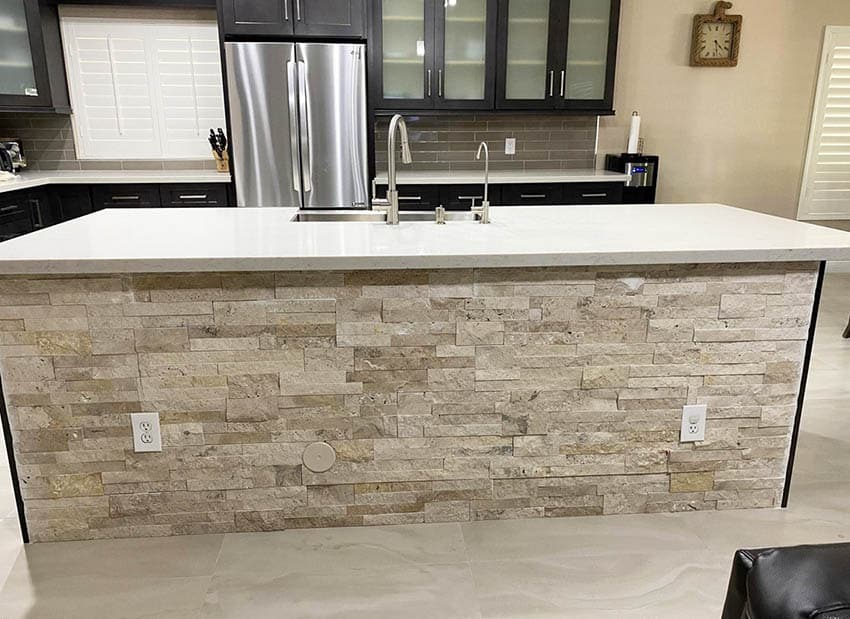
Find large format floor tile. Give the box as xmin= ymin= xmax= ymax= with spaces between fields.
xmin=0 ymin=273 xmax=844 ymax=617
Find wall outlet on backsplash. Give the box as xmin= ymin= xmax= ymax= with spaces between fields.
xmin=680 ymin=405 xmax=707 ymax=443
xmin=505 ymin=138 xmax=516 ymax=155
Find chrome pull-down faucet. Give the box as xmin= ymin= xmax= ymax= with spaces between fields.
xmin=471 ymin=141 xmax=490 ymax=224
xmin=372 ymin=114 xmax=413 ymax=225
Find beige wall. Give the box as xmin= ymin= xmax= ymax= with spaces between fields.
xmin=598 ymin=0 xmax=850 ymax=221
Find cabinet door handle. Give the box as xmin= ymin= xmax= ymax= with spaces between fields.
xmin=283 ymin=0 xmax=288 ymax=21
xmin=520 ymin=194 xmax=547 ymax=199
xmin=398 ymin=196 xmax=422 ymax=201
xmin=178 ymin=194 xmax=208 ymax=200
xmin=29 ymin=199 xmax=43 ymax=228
xmin=295 ymin=0 xmax=302 ymax=21
xmin=427 ymin=69 xmax=432 ymax=97
xmin=111 ymin=195 xmax=141 ymax=201
xmin=560 ymin=70 xmax=566 ymax=97
xmin=581 ymin=193 xmax=608 ymax=199
xmin=438 ymin=69 xmax=443 ymax=98
xmin=549 ymin=70 xmax=555 ymax=97
xmin=0 ymin=205 xmax=21 ymax=213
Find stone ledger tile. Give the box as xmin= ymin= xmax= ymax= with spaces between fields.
xmin=0 ymin=262 xmax=818 ymax=541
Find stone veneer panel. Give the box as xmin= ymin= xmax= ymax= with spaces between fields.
xmin=0 ymin=264 xmax=818 ymax=541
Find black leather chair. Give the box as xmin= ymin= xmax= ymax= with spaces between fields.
xmin=722 ymin=543 xmax=850 ymax=619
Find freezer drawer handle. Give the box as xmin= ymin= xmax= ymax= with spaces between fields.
xmin=111 ymin=195 xmax=141 ymax=201
xmin=581 ymin=193 xmax=608 ymax=199
xmin=398 ymin=196 xmax=423 ymax=201
xmin=458 ymin=196 xmax=483 ymax=201
xmin=178 ymin=195 xmax=208 ymax=200
xmin=520 ymin=194 xmax=547 ymax=199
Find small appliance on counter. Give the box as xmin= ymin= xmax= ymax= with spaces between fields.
xmin=605 ymin=153 xmax=659 ymax=204
xmin=0 ymin=140 xmax=27 ymax=175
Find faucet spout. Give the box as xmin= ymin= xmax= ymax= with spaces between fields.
xmin=473 ymin=141 xmax=491 ymax=224
xmin=380 ymin=114 xmax=413 ymax=225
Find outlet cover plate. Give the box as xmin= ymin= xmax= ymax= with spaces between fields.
xmin=680 ymin=405 xmax=707 ymax=443
xmin=131 ymin=412 xmax=162 ymax=453
xmin=505 ymin=138 xmax=516 ymax=155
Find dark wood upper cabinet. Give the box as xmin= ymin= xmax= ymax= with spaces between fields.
xmin=220 ymin=0 xmax=293 ymax=36
xmin=293 ymin=0 xmax=365 ymax=38
xmin=370 ymin=0 xmax=620 ymax=114
xmin=0 ymin=0 xmax=70 ymax=113
xmin=496 ymin=0 xmax=620 ymax=113
xmin=220 ymin=0 xmax=365 ymax=38
xmin=370 ymin=0 xmax=498 ymax=112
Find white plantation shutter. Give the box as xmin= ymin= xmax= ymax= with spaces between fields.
xmin=799 ymin=27 xmax=850 ymax=220
xmin=60 ymin=9 xmax=225 ymax=160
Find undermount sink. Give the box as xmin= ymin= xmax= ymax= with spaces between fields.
xmin=291 ymin=210 xmax=479 ymax=223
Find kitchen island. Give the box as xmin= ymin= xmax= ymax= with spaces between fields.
xmin=0 ymin=204 xmax=848 ymax=542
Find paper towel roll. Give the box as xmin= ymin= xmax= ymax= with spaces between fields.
xmin=627 ymin=112 xmax=641 ymax=154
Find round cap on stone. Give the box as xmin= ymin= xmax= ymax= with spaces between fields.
xmin=302 ymin=442 xmax=336 ymax=473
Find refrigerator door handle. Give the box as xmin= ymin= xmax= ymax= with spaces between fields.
xmin=297 ymin=60 xmax=313 ymax=193
xmin=286 ymin=60 xmax=301 ymax=193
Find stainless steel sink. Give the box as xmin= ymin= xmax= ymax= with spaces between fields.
xmin=291 ymin=210 xmax=479 ymax=223
xmin=291 ymin=210 xmax=386 ymax=222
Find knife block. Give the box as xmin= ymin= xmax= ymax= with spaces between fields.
xmin=212 ymin=150 xmax=230 ymax=173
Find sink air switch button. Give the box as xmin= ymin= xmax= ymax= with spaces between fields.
xmin=303 ymin=442 xmax=336 ymax=473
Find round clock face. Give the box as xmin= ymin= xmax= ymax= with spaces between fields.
xmin=698 ymin=22 xmax=735 ymax=59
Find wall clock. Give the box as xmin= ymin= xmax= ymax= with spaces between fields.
xmin=691 ymin=1 xmax=742 ymax=67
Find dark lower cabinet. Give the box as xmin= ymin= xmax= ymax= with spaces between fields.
xmin=500 ymin=183 xmax=562 ymax=206
xmin=0 ymin=193 xmax=36 ymax=242
xmin=50 ymin=185 xmax=94 ymax=221
xmin=91 ymin=185 xmax=163 ymax=209
xmin=376 ymin=181 xmax=624 ymax=210
xmin=563 ymin=183 xmax=623 ymax=205
xmin=0 ymin=181 xmax=233 ymax=242
xmin=439 ymin=185 xmax=499 ymax=211
xmin=160 ymin=184 xmax=229 ymax=207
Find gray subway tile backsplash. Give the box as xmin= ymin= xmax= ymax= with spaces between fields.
xmin=375 ymin=113 xmax=597 ymax=171
xmin=0 ymin=113 xmax=213 ymax=172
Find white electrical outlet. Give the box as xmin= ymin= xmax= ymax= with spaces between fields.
xmin=131 ymin=412 xmax=162 ymax=453
xmin=505 ymin=138 xmax=516 ymax=155
xmin=680 ymin=405 xmax=707 ymax=443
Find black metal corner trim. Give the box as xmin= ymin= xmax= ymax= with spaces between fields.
xmin=0 ymin=374 xmax=29 ymax=543
xmin=782 ymin=261 xmax=827 ymax=508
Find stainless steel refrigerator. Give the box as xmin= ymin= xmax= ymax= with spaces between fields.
xmin=225 ymin=42 xmax=369 ymax=209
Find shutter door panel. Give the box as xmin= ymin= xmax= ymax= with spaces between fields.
xmin=60 ymin=9 xmax=224 ymax=160
xmin=799 ymin=27 xmax=850 ymax=220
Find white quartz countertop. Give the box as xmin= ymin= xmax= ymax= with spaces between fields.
xmin=0 ymin=204 xmax=848 ymax=274
xmin=374 ymin=169 xmax=630 ymax=185
xmin=0 ymin=170 xmax=230 ymax=195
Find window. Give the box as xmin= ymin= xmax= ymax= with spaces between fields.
xmin=60 ymin=8 xmax=225 ymax=160
xmin=798 ymin=26 xmax=850 ymax=220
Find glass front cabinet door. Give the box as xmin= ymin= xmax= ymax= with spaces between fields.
xmin=371 ymin=0 xmax=497 ymax=110
xmin=496 ymin=0 xmax=619 ymax=111
xmin=0 ymin=0 xmax=52 ymax=109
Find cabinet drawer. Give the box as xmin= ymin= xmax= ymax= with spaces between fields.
xmin=562 ymin=183 xmax=624 ymax=205
xmin=439 ymin=185 xmax=501 ymax=211
xmin=375 ymin=185 xmax=440 ymax=211
xmin=160 ymin=184 xmax=229 ymax=207
xmin=92 ymin=185 xmax=161 ymax=209
xmin=0 ymin=194 xmax=35 ymax=242
xmin=499 ymin=184 xmax=563 ymax=206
